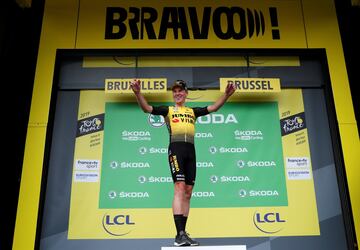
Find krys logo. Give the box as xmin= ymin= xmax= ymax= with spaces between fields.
xmin=102 ymin=214 xmax=135 ymax=236
xmin=105 ymin=7 xmax=281 ymax=40
xmin=253 ymin=212 xmax=286 ymax=234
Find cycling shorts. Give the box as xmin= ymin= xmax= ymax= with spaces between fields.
xmin=168 ymin=142 xmax=196 ymax=186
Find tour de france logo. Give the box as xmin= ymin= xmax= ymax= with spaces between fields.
xmin=148 ymin=114 xmax=165 ymax=128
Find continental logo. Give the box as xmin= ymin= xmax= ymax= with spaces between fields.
xmin=105 ymin=7 xmax=280 ymax=40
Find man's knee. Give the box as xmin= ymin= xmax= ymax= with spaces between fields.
xmin=174 ymin=181 xmax=186 ymax=194
xmin=184 ymin=185 xmax=193 ymax=200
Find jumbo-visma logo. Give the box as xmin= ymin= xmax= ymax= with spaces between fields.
xmin=253 ymin=211 xmax=286 ymax=234
xmin=102 ymin=214 xmax=136 ymax=236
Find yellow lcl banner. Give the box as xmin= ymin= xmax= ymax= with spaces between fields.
xmin=105 ymin=78 xmax=167 ymax=94
xmin=220 ymin=78 xmax=281 ymax=93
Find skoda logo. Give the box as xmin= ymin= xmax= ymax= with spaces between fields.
xmin=209 ymin=146 xmax=217 ymax=154
xmin=239 ymin=189 xmax=247 ymax=197
xmin=138 ymin=176 xmax=146 ymax=184
xmin=109 ymin=191 xmax=117 ymax=199
xmin=110 ymin=161 xmax=118 ymax=169
xmin=148 ymin=114 xmax=165 ymax=127
xmin=139 ymin=147 xmax=147 ymax=155
xmin=237 ymin=160 xmax=246 ymax=168
xmin=210 ymin=175 xmax=218 ymax=183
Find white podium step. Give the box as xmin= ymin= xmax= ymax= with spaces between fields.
xmin=162 ymin=246 xmax=246 ymax=250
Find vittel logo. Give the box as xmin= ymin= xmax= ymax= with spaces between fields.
xmin=197 ymin=114 xmax=238 ymax=124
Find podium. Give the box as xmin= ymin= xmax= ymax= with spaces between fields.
xmin=162 ymin=246 xmax=246 ymax=250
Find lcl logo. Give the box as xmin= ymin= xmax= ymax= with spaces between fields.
xmin=253 ymin=212 xmax=286 ymax=234
xmin=102 ymin=214 xmax=135 ymax=236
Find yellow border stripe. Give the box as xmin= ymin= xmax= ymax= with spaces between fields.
xmin=12 ymin=0 xmax=79 ymax=249
xmin=303 ymin=0 xmax=359 ymax=243
xmin=83 ymin=56 xmax=300 ymax=68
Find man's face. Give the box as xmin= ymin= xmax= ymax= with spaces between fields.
xmin=172 ymin=87 xmax=187 ymax=105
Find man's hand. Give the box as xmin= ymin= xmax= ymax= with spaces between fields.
xmin=225 ymin=82 xmax=236 ymax=97
xmin=207 ymin=83 xmax=236 ymax=113
xmin=130 ymin=79 xmax=141 ymax=94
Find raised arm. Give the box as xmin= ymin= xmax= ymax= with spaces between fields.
xmin=130 ymin=79 xmax=153 ymax=113
xmin=207 ymin=83 xmax=235 ymax=113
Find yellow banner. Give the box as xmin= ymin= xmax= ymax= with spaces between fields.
xmin=76 ymin=0 xmax=306 ymax=48
xmin=105 ymin=78 xmax=167 ymax=94
xmin=220 ymin=78 xmax=281 ymax=93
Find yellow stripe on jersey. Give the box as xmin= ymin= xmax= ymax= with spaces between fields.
xmin=167 ymin=106 xmax=196 ymax=144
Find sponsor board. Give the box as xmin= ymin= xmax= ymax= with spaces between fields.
xmin=68 ymin=90 xmax=318 ymax=239
xmin=75 ymin=159 xmax=100 ymax=171
xmin=220 ymin=78 xmax=281 ymax=93
xmin=105 ymin=78 xmax=167 ymax=93
xmin=74 ymin=171 xmax=100 ymax=182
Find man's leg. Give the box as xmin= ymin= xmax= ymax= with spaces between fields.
xmin=173 ymin=181 xmax=186 ymax=215
xmin=173 ymin=182 xmax=199 ymax=246
xmin=183 ymin=184 xmax=193 ymax=228
xmin=173 ymin=181 xmax=186 ymax=237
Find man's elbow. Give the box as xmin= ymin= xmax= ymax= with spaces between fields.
xmin=143 ymin=106 xmax=153 ymax=113
xmin=207 ymin=105 xmax=218 ymax=113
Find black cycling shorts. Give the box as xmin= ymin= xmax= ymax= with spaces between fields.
xmin=168 ymin=142 xmax=196 ymax=185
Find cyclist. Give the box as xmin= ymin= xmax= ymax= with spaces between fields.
xmin=130 ymin=79 xmax=235 ymax=246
